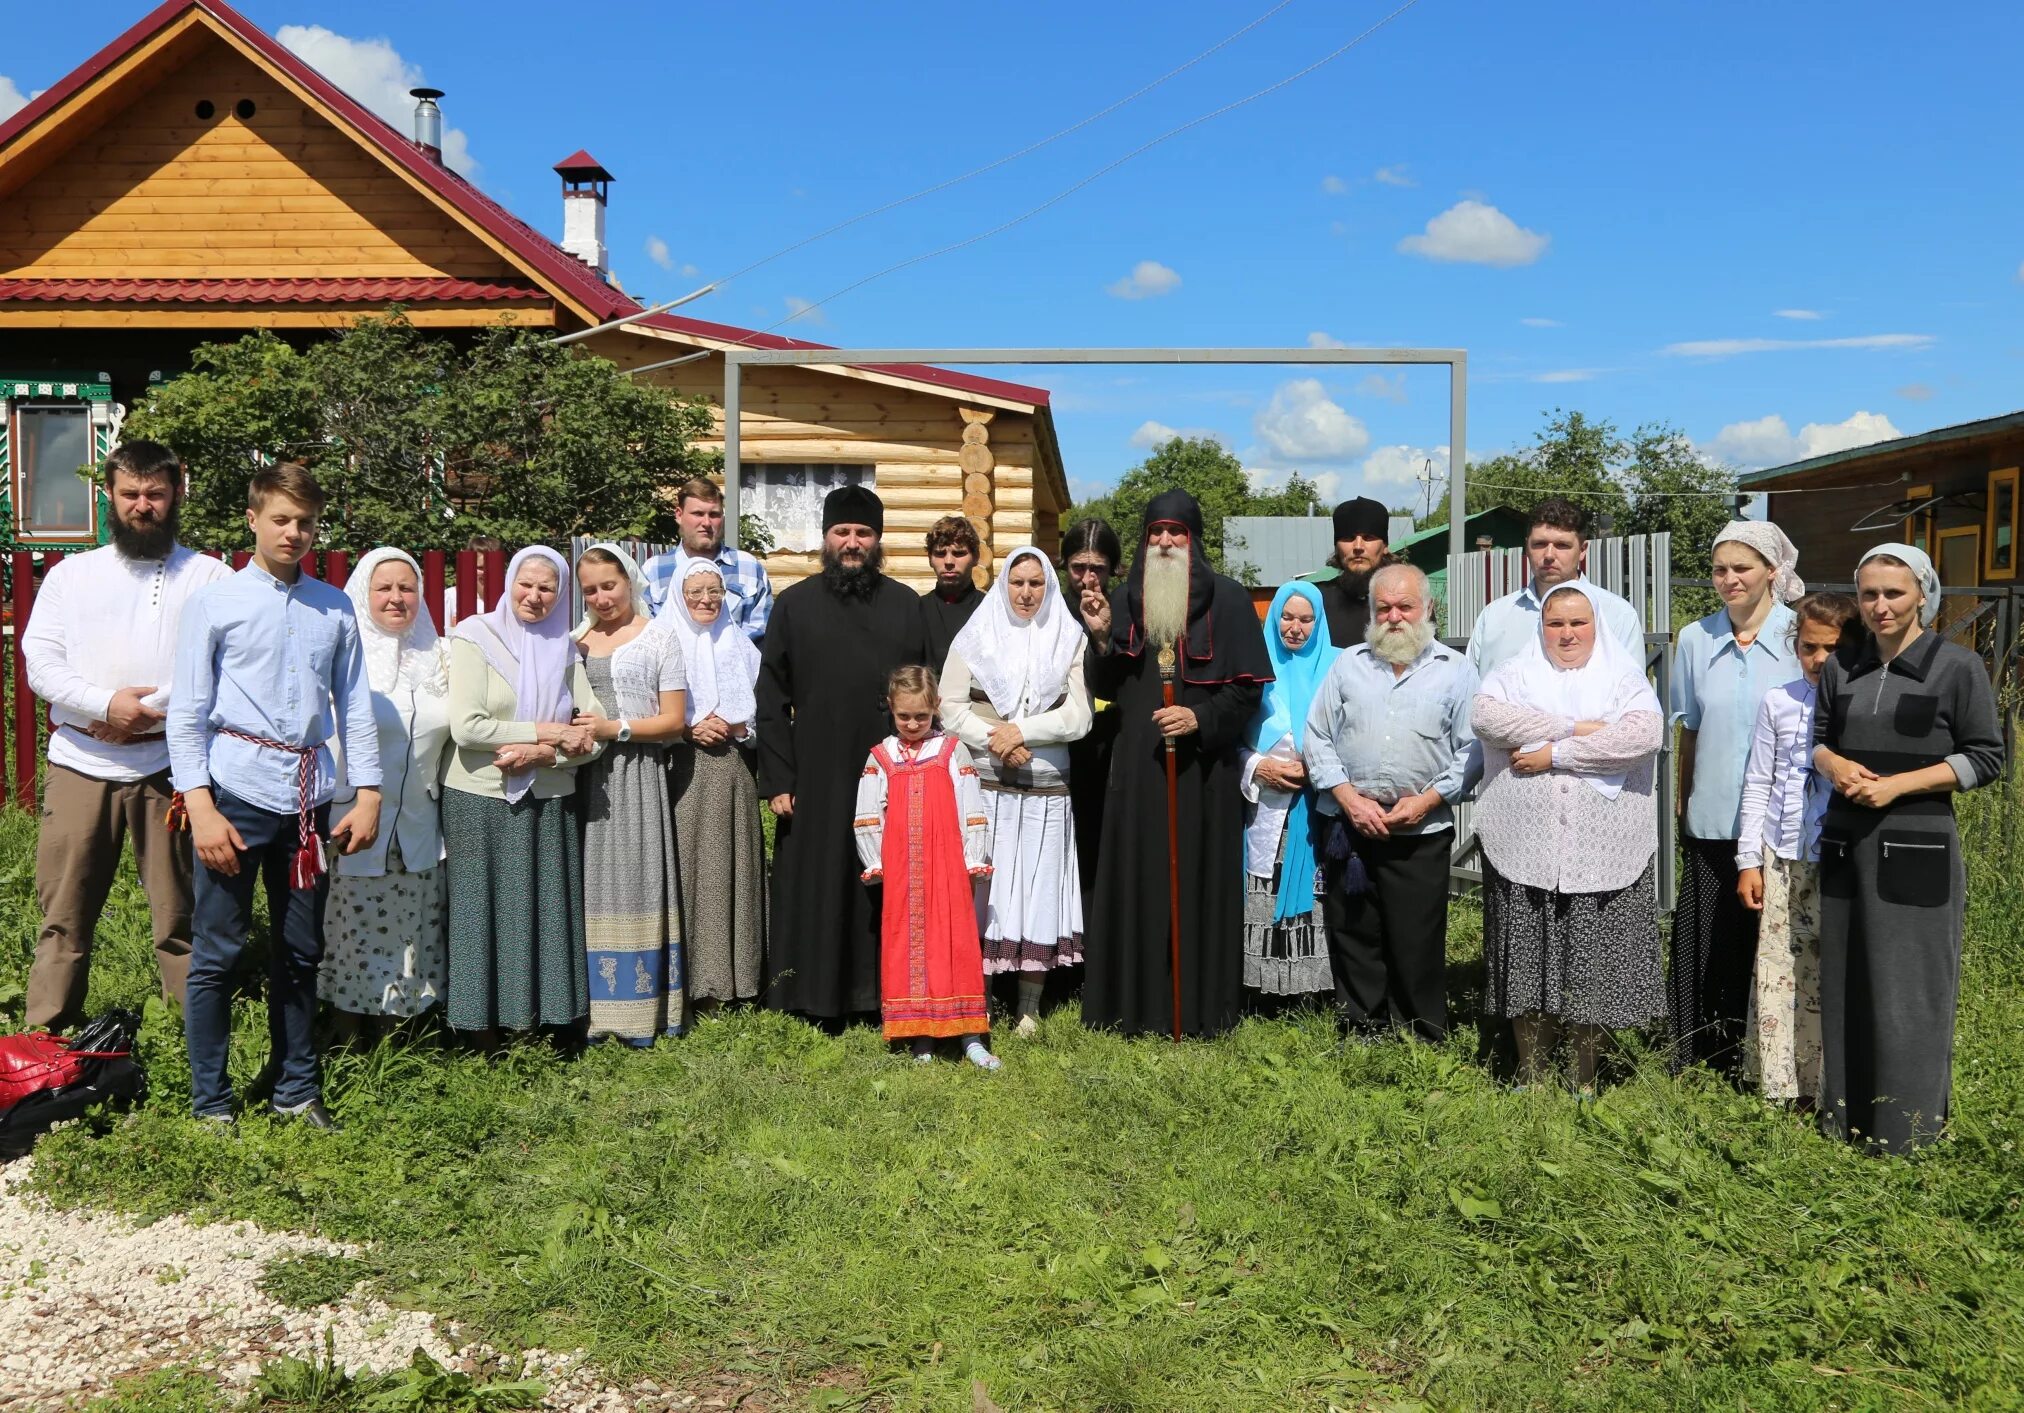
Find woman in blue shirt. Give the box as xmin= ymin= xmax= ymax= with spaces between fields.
xmin=1668 ymin=522 xmax=1803 ymax=1079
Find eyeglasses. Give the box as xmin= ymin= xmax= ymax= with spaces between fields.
xmin=684 ymin=587 xmax=726 ymax=602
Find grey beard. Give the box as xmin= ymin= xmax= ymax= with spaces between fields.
xmin=820 ymin=543 xmax=884 ymax=600
xmin=1143 ymin=548 xmax=1190 ymax=649
xmin=110 ymin=505 xmax=179 ymax=559
xmin=1366 ymin=615 xmax=1435 ymax=667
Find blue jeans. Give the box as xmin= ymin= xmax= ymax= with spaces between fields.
xmin=184 ymin=788 xmax=330 ymax=1117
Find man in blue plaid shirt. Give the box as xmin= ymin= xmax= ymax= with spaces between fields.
xmin=641 ymin=477 xmax=773 ymax=642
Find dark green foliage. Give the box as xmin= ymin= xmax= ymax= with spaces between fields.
xmin=120 ymin=313 xmax=716 ymax=554
xmin=1066 ymin=435 xmax=1327 ymax=582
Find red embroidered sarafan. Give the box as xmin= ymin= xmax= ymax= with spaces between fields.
xmin=871 ymin=741 xmax=988 ymax=1040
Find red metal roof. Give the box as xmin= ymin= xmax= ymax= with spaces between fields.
xmin=0 ymin=277 xmax=550 ymax=304
xmin=0 ymin=0 xmax=1052 ymax=409
xmin=552 ymin=150 xmax=612 ymax=182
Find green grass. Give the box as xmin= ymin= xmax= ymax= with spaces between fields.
xmin=7 ymin=791 xmax=2024 ymax=1411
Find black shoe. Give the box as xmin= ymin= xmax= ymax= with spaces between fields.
xmin=271 ymin=1099 xmax=339 ymax=1131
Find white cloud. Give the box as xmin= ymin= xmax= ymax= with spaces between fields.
xmin=642 ymin=237 xmax=697 ymax=275
xmin=1131 ymin=420 xmax=1180 ymax=448
xmin=1663 ymin=333 xmax=1934 ymax=358
xmin=1774 ymin=308 xmax=1825 ymax=320
xmin=1520 ymin=316 xmax=1562 ymax=328
xmin=1306 ymin=331 xmax=1349 ymax=349
xmin=1374 ymin=164 xmax=1415 ymax=187
xmin=1532 ymin=368 xmax=1603 ymax=383
xmin=1896 ymin=382 xmax=1936 ymax=401
xmin=1320 ymin=174 xmax=1347 ymax=195
xmin=0 ymin=76 xmax=28 ymax=122
xmin=1709 ymin=410 xmax=1903 ymax=469
xmin=1397 ymin=200 xmax=1548 ymax=267
xmin=1355 ymin=372 xmax=1408 ymax=404
xmin=1106 ymin=259 xmax=1181 ymax=300
xmin=276 ymin=25 xmax=478 ymax=177
xmin=1361 ymin=444 xmax=1449 ymax=488
xmin=1252 ymin=378 xmax=1369 ymax=463
xmin=782 ymin=296 xmax=826 ymax=325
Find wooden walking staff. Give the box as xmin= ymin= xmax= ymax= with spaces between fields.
xmin=1159 ymin=643 xmax=1183 ymax=1042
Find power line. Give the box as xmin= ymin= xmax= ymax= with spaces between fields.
xmin=1458 ymin=475 xmax=1907 ymax=499
xmin=711 ymin=0 xmax=1301 ymax=291
xmin=722 ymin=0 xmax=1427 ymax=342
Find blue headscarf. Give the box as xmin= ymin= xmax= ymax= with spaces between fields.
xmin=1247 ymin=581 xmax=1341 ymax=922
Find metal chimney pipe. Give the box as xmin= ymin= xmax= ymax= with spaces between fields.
xmin=410 ymin=88 xmax=444 ymax=156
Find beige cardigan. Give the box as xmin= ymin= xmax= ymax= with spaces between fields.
xmin=443 ymin=637 xmax=604 ymax=801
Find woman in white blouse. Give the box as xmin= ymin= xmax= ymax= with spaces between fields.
xmin=323 ymin=548 xmax=453 ymax=1042
xmin=1471 ymin=585 xmax=1666 ymax=1093
xmin=939 ymin=546 xmax=1093 ymax=1037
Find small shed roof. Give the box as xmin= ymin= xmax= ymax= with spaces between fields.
xmin=553 ymin=150 xmax=613 ymax=182
xmin=1225 ymin=516 xmax=1334 ymax=586
xmin=1387 ymin=506 xmax=1530 ymax=571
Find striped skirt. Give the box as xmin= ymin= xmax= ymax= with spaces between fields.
xmin=581 ymin=741 xmax=685 ymax=1043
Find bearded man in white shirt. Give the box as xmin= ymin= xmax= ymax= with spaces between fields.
xmin=21 ymin=440 xmax=232 ymax=1029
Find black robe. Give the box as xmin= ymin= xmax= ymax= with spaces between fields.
xmin=756 ymin=572 xmax=927 ymax=1018
xmin=921 ymin=582 xmax=985 ymax=675
xmin=1315 ymin=570 xmax=1373 ymax=650
xmin=1084 ymin=495 xmax=1271 ymax=1038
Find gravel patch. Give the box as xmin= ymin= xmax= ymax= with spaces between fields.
xmin=0 ymin=1157 xmax=777 ymax=1412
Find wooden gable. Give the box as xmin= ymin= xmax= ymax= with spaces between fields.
xmin=0 ymin=35 xmax=514 ymax=281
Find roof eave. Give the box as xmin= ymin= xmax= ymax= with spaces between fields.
xmin=1741 ymin=409 xmax=2024 ymax=489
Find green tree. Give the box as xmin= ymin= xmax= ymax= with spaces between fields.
xmin=1066 ymin=435 xmax=1326 ymax=582
xmin=123 ymin=312 xmax=717 ymax=553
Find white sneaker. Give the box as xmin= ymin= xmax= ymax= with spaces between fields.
xmin=964 ymin=1041 xmax=1002 ymax=1072
xmin=1013 ymin=1015 xmax=1040 ymax=1040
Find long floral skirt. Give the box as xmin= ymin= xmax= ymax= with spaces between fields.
xmin=1747 ymin=854 xmax=1822 ymax=1102
xmin=321 ymin=838 xmax=446 ymax=1018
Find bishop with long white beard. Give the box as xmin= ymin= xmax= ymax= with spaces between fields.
xmin=1084 ymin=490 xmax=1272 ymax=1038
xmin=1302 ymin=564 xmax=1482 ymax=1042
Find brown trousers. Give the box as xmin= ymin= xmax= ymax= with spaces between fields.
xmin=27 ymin=763 xmax=194 ymax=1030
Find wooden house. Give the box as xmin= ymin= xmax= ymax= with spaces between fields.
xmin=1741 ymin=410 xmax=2024 ymax=591
xmin=0 ymin=0 xmax=1069 ymax=588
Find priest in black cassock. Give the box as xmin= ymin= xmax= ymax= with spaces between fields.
xmin=757 ymin=486 xmax=928 ymax=1023
xmin=1305 ymin=496 xmax=1391 ymax=649
xmin=1084 ymin=489 xmax=1271 ymax=1038
xmin=920 ymin=513 xmax=986 ymax=672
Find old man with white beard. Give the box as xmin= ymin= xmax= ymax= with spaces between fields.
xmin=1083 ymin=490 xmax=1272 ymax=1038
xmin=1303 ymin=564 xmax=1481 ymax=1042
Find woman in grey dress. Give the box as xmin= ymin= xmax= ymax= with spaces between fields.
xmin=667 ymin=560 xmax=767 ymax=1005
xmin=572 ymin=544 xmax=689 ymax=1044
xmin=1813 ymin=543 xmax=2004 ymax=1153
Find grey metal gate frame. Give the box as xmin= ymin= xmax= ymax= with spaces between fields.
xmin=717 ymin=346 xmax=1472 ymax=562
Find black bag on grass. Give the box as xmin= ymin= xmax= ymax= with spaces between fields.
xmin=0 ymin=1009 xmax=146 ymax=1162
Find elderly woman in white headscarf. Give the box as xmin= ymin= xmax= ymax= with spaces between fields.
xmin=940 ymin=545 xmax=1093 ymax=1036
xmin=1472 ymin=584 xmax=1666 ymax=1093
xmin=567 ymin=543 xmax=690 ymax=1045
xmin=321 ymin=548 xmax=453 ymax=1042
xmin=668 ymin=559 xmax=767 ymax=1007
xmin=1811 ymin=544 xmax=2003 ymax=1154
xmin=443 ymin=546 xmax=603 ymax=1047
xmin=1666 ymin=520 xmax=1805 ymax=1080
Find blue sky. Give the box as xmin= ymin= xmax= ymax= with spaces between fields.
xmin=6 ymin=1 xmax=2021 ymax=508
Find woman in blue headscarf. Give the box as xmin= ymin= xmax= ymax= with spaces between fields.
xmin=1239 ymin=581 xmax=1342 ymax=997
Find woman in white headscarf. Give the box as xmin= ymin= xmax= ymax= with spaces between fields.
xmin=667 ymin=559 xmax=767 ymax=1007
xmin=443 ymin=546 xmax=604 ymax=1047
xmin=321 ymin=549 xmax=453 ymax=1041
xmin=1667 ymin=520 xmax=1805 ymax=1080
xmin=1472 ymin=585 xmax=1666 ymax=1093
xmin=940 ymin=545 xmax=1093 ymax=1036
xmin=570 ymin=543 xmax=690 ymax=1045
xmin=1811 ymin=544 xmax=2003 ymax=1154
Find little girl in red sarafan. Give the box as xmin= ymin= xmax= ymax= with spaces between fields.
xmin=853 ymin=665 xmax=1001 ymax=1069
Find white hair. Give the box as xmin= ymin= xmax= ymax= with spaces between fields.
xmin=1369 ymin=562 xmax=1438 ymax=631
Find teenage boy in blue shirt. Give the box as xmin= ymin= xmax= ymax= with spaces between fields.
xmin=168 ymin=463 xmax=381 ymax=1127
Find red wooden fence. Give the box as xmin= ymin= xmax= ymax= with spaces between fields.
xmin=1 ymin=547 xmax=504 ymax=812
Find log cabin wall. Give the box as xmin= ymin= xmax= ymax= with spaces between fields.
xmin=0 ymin=36 xmax=518 ymax=285
xmin=597 ymin=343 xmax=1064 ymax=594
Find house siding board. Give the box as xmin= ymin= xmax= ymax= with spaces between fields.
xmin=1225 ymin=517 xmax=1335 ymax=586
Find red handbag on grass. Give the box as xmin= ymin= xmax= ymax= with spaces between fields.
xmin=0 ymin=1030 xmax=91 ymax=1113
xmin=0 ymin=1011 xmax=143 ymax=1160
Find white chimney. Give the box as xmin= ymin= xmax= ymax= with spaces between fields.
xmin=554 ymin=150 xmax=612 ymax=275
xmin=410 ymin=88 xmax=444 ymax=160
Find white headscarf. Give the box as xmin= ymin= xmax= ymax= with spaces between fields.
xmin=1857 ymin=542 xmax=1943 ymax=627
xmin=571 ymin=542 xmax=652 ymax=640
xmin=949 ymin=545 xmax=1084 ymax=720
xmin=669 ymin=560 xmax=760 ymax=727
xmin=1478 ymin=584 xmax=1661 ymax=798
xmin=343 ymin=547 xmax=446 ymax=697
xmin=1713 ymin=521 xmax=1806 ymax=603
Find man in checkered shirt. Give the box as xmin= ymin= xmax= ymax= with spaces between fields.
xmin=641 ymin=477 xmax=774 ymax=642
